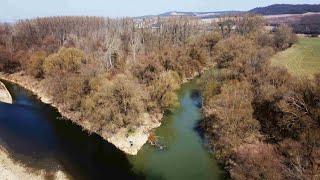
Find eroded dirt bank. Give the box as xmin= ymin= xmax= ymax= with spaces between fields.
xmin=0 ymin=81 xmax=12 ymax=104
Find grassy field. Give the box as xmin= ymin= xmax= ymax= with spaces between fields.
xmin=271 ymin=37 xmax=320 ymax=78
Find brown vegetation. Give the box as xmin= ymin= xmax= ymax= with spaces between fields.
xmin=200 ymin=15 xmax=319 ymax=179
xmin=0 ymin=16 xmax=213 ymax=139
xmin=1 ymin=14 xmax=318 ymax=178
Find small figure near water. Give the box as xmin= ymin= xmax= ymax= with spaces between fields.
xmin=148 ymin=132 xmax=166 ymax=151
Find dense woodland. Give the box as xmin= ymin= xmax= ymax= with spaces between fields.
xmin=0 ymin=14 xmax=319 ymax=179
xmin=292 ymin=14 xmax=320 ymax=35
xmin=200 ymin=16 xmax=320 ymax=179
xmin=0 ymin=16 xmax=212 ymax=133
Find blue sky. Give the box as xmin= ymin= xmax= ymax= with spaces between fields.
xmin=1 ymin=0 xmax=319 ymax=20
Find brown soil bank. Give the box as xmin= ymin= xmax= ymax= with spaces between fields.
xmin=0 ymin=72 xmax=162 ymax=155
xmin=0 ymin=81 xmax=12 ymax=104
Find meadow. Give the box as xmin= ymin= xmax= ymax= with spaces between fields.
xmin=271 ymin=37 xmax=320 ymax=78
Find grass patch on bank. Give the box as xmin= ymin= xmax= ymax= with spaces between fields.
xmin=271 ymin=37 xmax=320 ymax=78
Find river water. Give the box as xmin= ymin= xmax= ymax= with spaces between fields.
xmin=0 ymin=79 xmax=224 ymax=180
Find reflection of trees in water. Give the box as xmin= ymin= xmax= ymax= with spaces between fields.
xmin=190 ymin=89 xmax=202 ymax=108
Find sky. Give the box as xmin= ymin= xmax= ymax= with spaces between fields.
xmin=1 ymin=0 xmax=319 ymax=20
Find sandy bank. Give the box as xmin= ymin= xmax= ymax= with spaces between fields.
xmin=0 ymin=81 xmax=12 ymax=104
xmin=0 ymin=72 xmax=162 ymax=155
xmin=0 ymin=147 xmax=68 ymax=180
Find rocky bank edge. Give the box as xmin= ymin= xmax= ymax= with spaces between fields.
xmin=0 ymin=147 xmax=68 ymax=180
xmin=0 ymin=72 xmax=162 ymax=155
xmin=0 ymin=81 xmax=12 ymax=104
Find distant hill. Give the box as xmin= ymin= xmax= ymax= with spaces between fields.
xmin=136 ymin=11 xmax=242 ymax=19
xmin=0 ymin=19 xmax=17 ymax=24
xmin=250 ymin=4 xmax=320 ymax=15
xmin=137 ymin=4 xmax=320 ymax=20
xmin=159 ymin=11 xmax=242 ymax=18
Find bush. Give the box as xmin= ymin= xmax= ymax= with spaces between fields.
xmin=199 ymin=69 xmax=218 ymax=102
xmin=132 ymin=54 xmax=164 ymax=85
xmin=236 ymin=14 xmax=265 ymax=36
xmin=212 ymin=36 xmax=274 ymax=81
xmin=230 ymin=142 xmax=285 ymax=180
xmin=64 ymin=74 xmax=91 ymax=110
xmin=204 ymin=80 xmax=261 ymax=161
xmin=43 ymin=47 xmax=85 ymax=77
xmin=213 ymin=36 xmax=256 ymax=69
xmin=27 ymin=51 xmax=47 ymax=78
xmin=82 ymin=73 xmax=147 ymax=132
xmin=149 ymin=71 xmax=180 ymax=111
xmin=274 ymin=25 xmax=298 ymax=50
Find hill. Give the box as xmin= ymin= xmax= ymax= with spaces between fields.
xmin=137 ymin=4 xmax=320 ymax=20
xmin=250 ymin=4 xmax=320 ymax=15
xmin=136 ymin=11 xmax=242 ymax=19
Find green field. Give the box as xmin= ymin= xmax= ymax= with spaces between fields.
xmin=271 ymin=37 xmax=320 ymax=78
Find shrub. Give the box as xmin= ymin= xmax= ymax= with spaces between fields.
xmin=274 ymin=25 xmax=298 ymax=50
xmin=64 ymin=74 xmax=91 ymax=110
xmin=236 ymin=14 xmax=265 ymax=36
xmin=199 ymin=69 xmax=218 ymax=102
xmin=149 ymin=71 xmax=180 ymax=111
xmin=27 ymin=51 xmax=47 ymax=78
xmin=230 ymin=142 xmax=285 ymax=180
xmin=213 ymin=36 xmax=256 ymax=69
xmin=132 ymin=54 xmax=164 ymax=85
xmin=82 ymin=73 xmax=147 ymax=132
xmin=204 ymin=80 xmax=261 ymax=161
xmin=43 ymin=47 xmax=85 ymax=77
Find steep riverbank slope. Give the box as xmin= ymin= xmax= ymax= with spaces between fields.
xmin=0 ymin=72 xmax=162 ymax=155
xmin=0 ymin=147 xmax=68 ymax=180
xmin=0 ymin=81 xmax=12 ymax=104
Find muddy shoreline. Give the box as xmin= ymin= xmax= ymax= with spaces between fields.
xmin=0 ymin=146 xmax=68 ymax=180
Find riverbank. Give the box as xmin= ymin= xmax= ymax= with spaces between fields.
xmin=0 ymin=147 xmax=68 ymax=180
xmin=0 ymin=81 xmax=12 ymax=104
xmin=0 ymin=72 xmax=162 ymax=155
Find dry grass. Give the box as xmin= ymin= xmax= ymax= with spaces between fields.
xmin=271 ymin=37 xmax=320 ymax=78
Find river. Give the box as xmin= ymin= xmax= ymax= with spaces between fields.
xmin=0 ymin=79 xmax=225 ymax=180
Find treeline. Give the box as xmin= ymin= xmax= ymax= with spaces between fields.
xmin=292 ymin=14 xmax=320 ymax=35
xmin=200 ymin=15 xmax=320 ymax=179
xmin=267 ymin=14 xmax=320 ymax=35
xmin=250 ymin=4 xmax=320 ymax=15
xmin=0 ymin=16 xmax=213 ymax=134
